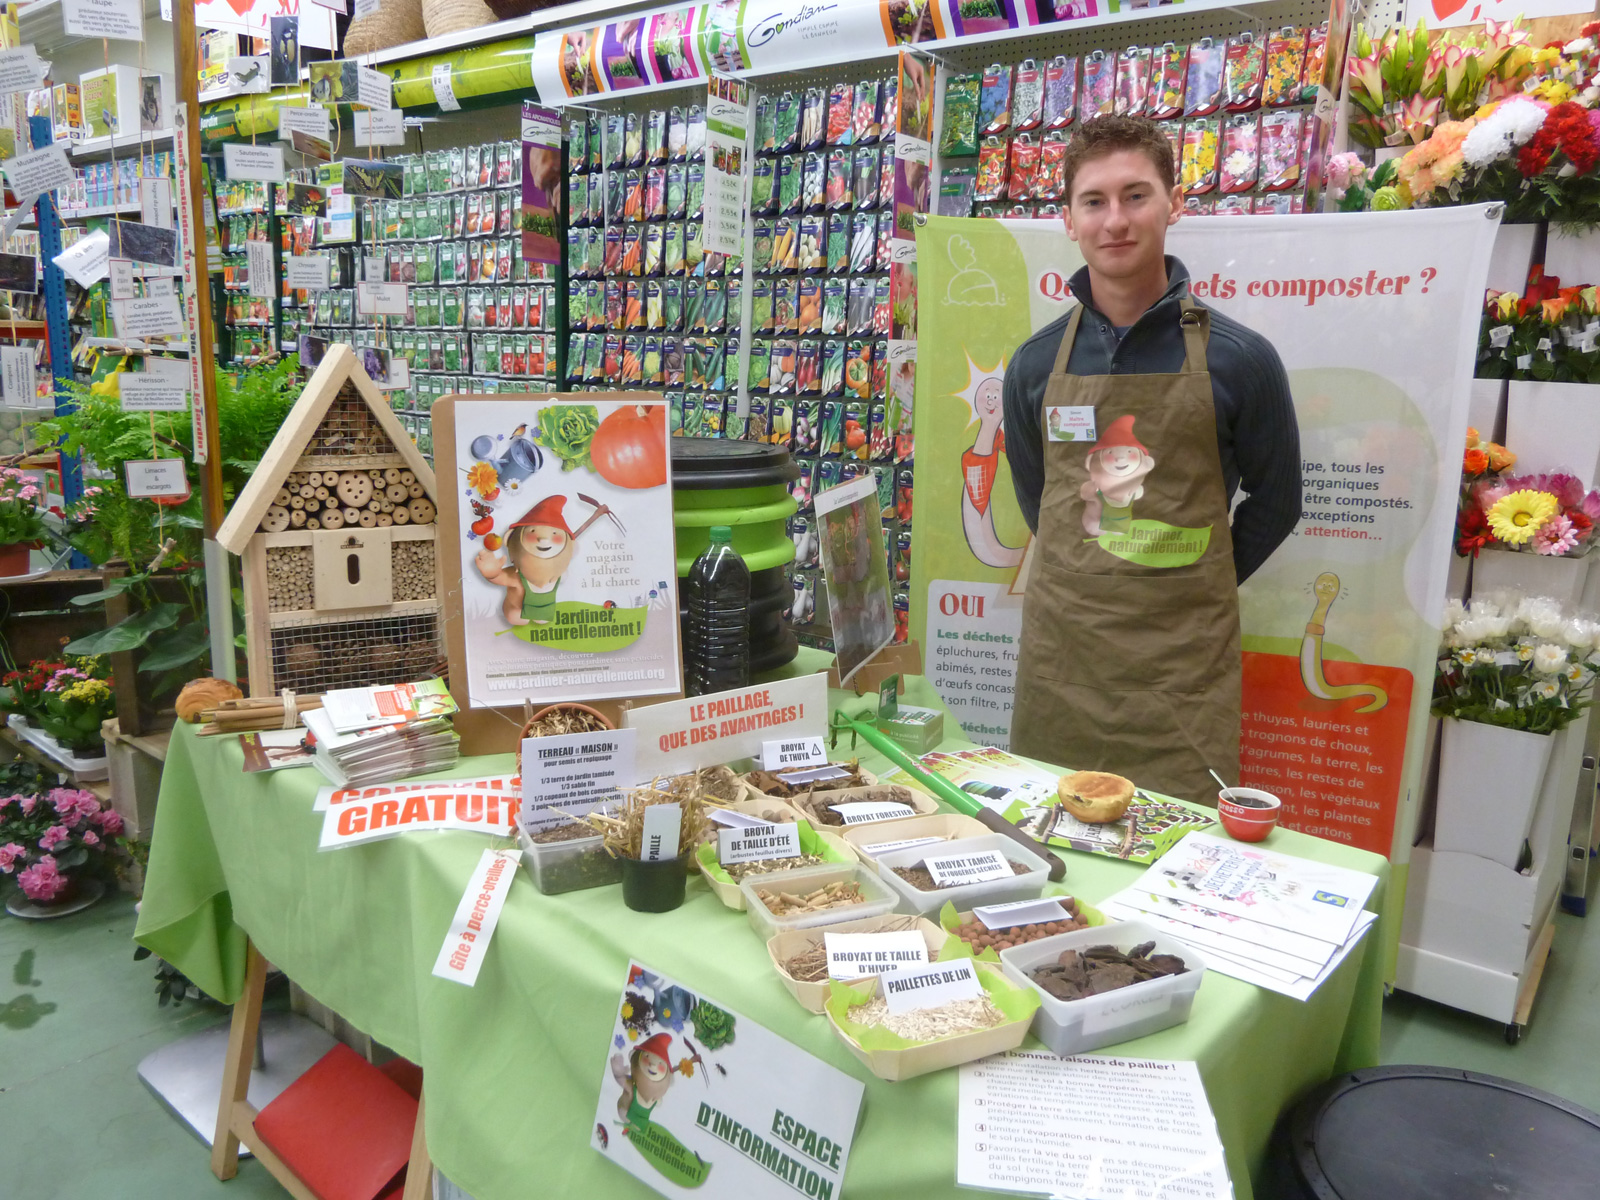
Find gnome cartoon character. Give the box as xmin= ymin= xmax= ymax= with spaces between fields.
xmin=474 ymin=493 xmax=620 ymax=626
xmin=609 ymin=1033 xmax=699 ymax=1127
xmin=1079 ymin=415 xmax=1155 ymax=538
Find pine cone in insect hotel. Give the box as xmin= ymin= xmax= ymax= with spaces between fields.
xmin=213 ymin=345 xmax=446 ymax=698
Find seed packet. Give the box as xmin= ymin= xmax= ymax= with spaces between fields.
xmin=754 ymin=96 xmax=776 ymax=154
xmin=622 ymin=169 xmax=644 ymax=221
xmin=938 ymin=167 xmax=977 ymax=216
xmin=567 ymin=280 xmax=587 ymax=328
xmin=642 ymin=335 xmax=663 ymax=385
xmin=1043 ymin=55 xmax=1077 ymax=130
xmin=841 ymin=401 xmax=869 ymax=461
xmin=1035 ymin=133 xmax=1067 ymax=201
xmin=1185 ymin=38 xmax=1225 ymax=117
xmin=878 ymin=145 xmax=895 ymax=208
xmin=584 ymin=330 xmax=606 ymax=379
xmin=681 ymin=393 xmax=701 ymax=434
xmin=1148 ymin=43 xmax=1187 ymax=120
xmin=1220 ymin=115 xmax=1259 ymax=193
xmin=625 ymin=111 xmax=645 ymax=166
xmin=567 ymin=175 xmax=588 ymax=225
xmin=827 ymin=214 xmax=849 ymax=275
xmin=880 ymin=77 xmax=898 ymax=138
xmin=585 ymin=279 xmax=605 ymax=328
xmin=682 ymin=279 xmax=704 ymax=332
xmin=803 ymin=151 xmax=827 ymax=210
xmin=663 ymin=278 xmax=684 ymax=329
xmin=876 ymin=209 xmax=895 ymax=270
xmin=845 ymin=340 xmax=873 ymax=400
xmin=975 ymin=137 xmax=1008 ymax=202
xmin=751 ymin=277 xmax=774 ymax=334
xmin=1013 ymin=59 xmax=1044 ymax=133
xmin=1258 ymin=109 xmax=1303 ymax=191
xmin=772 ymin=341 xmax=798 ymax=394
xmin=854 ymin=80 xmax=881 ymax=143
xmin=725 ymin=276 xmax=742 ymax=336
xmin=566 ymin=115 xmax=588 ymax=167
xmin=854 ymin=146 xmax=880 ymax=209
xmin=663 ymin=336 xmax=685 ymax=387
xmin=749 ymin=158 xmax=776 ymax=216
xmin=815 ymin=399 xmax=840 ymax=453
xmin=828 ymin=82 xmax=855 ymax=146
xmin=848 ymin=276 xmax=874 ymax=335
xmin=749 ymin=220 xmax=772 ymax=274
xmin=850 ymin=211 xmax=877 ymax=273
xmin=940 ymin=74 xmax=981 ymax=157
xmin=686 ymin=105 xmax=707 ymax=160
xmin=778 ymin=155 xmax=802 ymax=214
xmin=644 ymin=278 xmax=664 ymax=330
xmin=1264 ymin=27 xmax=1307 ymax=107
xmin=587 ymin=114 xmax=604 ymax=171
xmin=647 ymin=108 xmax=668 ymax=164
xmin=1080 ymin=50 xmax=1115 ymax=119
xmin=801 ymin=87 xmax=827 ymax=149
xmin=749 ymin=340 xmax=773 ymax=390
xmin=664 ymin=223 xmax=686 ymax=276
xmin=622 ymin=224 xmax=644 ymax=276
xmin=1224 ymin=32 xmax=1265 ymax=112
xmin=667 ymin=106 xmax=688 ymax=161
xmin=1252 ymin=193 xmax=1295 ymax=215
xmin=1214 ymin=195 xmax=1252 ymax=216
xmin=665 ymin=163 xmax=687 ymax=220
xmin=827 ymin=148 xmax=853 ymax=209
xmin=704 ymin=278 xmax=727 ymax=333
xmin=774 ymin=276 xmax=799 ymax=333
xmin=645 ymin=166 xmax=667 ymax=220
xmin=796 ymin=340 xmax=821 ymax=394
xmin=1181 ymin=118 xmax=1219 ymax=195
xmin=687 ymin=162 xmax=706 ymax=218
xmin=822 ymin=276 xmax=848 ymax=335
xmin=873 ymin=276 xmax=892 ymax=336
xmin=619 ymin=334 xmax=643 ymax=383
xmin=979 ymin=63 xmax=1013 ymax=135
xmin=1115 ymin=46 xmax=1151 ymax=117
xmin=1008 ymin=135 xmax=1040 ymax=200
xmin=1302 ymin=24 xmax=1328 ymax=104
xmin=565 ymin=333 xmax=586 ymax=383
xmin=797 ymin=278 xmax=822 ymax=336
xmin=774 ymin=91 xmax=801 ymax=152
xmin=773 ymin=217 xmax=799 ymax=272
xmin=686 ymin=222 xmax=704 ymax=274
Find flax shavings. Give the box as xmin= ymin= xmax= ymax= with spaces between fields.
xmin=582 ymin=772 xmax=712 ymax=859
xmin=756 ymin=880 xmax=864 ymax=915
xmin=848 ymin=994 xmax=1006 ymax=1041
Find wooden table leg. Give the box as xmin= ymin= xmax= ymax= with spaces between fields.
xmin=402 ymin=1091 xmax=433 ymax=1200
xmin=211 ymin=941 xmax=268 ymax=1181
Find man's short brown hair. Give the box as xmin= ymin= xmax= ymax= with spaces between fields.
xmin=1063 ymin=115 xmax=1176 ymax=203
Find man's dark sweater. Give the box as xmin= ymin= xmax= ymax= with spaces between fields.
xmin=1002 ymin=257 xmax=1300 ymax=583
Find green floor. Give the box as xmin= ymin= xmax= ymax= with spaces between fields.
xmin=4 ymin=883 xmax=1600 ymax=1199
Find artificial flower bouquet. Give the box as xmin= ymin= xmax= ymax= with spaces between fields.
xmin=1434 ymin=591 xmax=1600 ymax=733
xmin=1477 ymin=273 xmax=1600 ymax=382
xmin=0 ymin=784 xmax=125 ymax=905
xmin=1456 ymin=446 xmax=1600 ymax=561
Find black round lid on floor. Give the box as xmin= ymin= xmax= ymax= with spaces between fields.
xmin=1291 ymin=1065 xmax=1600 ymax=1200
xmin=670 ymin=439 xmax=800 ymax=489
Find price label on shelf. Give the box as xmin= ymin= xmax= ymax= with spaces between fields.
xmin=431 ymin=63 xmax=460 ymax=112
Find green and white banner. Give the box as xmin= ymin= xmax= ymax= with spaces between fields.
xmin=912 ymin=209 xmax=1498 ymax=862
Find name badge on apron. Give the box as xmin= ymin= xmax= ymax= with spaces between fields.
xmin=1045 ymin=405 xmax=1097 ymax=443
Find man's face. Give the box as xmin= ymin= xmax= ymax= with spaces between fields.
xmin=1063 ymin=149 xmax=1183 ymax=280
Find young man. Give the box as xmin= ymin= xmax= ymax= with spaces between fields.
xmin=1002 ymin=115 xmax=1300 ymax=804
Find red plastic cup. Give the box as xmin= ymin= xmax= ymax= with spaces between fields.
xmin=1217 ymin=787 xmax=1281 ymax=842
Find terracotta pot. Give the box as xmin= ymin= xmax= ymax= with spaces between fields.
xmin=0 ymin=541 xmax=30 ymax=576
xmin=515 ymin=702 xmax=616 ymax=772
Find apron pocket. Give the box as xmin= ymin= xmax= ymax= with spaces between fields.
xmin=1027 ymin=564 xmax=1236 ymax=694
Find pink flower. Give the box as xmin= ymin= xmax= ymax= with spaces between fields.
xmin=0 ymin=842 xmax=24 ymax=873
xmin=38 ymin=824 xmax=69 ymax=852
xmin=95 ymin=809 xmax=123 ymax=836
xmin=50 ymin=788 xmax=101 ymax=823
xmin=1584 ymin=491 xmax=1600 ymax=522
xmin=17 ymin=855 xmax=67 ymax=902
xmin=19 ymin=795 xmax=35 ymax=816
xmin=81 ymin=829 xmax=99 ymax=847
xmin=0 ymin=793 xmax=17 ymax=812
xmin=1535 ymin=515 xmax=1581 ymax=556
xmin=1475 ymin=479 xmax=1513 ymax=510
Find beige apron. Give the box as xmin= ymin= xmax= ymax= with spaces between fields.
xmin=1011 ymin=298 xmax=1241 ymax=805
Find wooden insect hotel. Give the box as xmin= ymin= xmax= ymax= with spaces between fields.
xmin=216 ymin=345 xmax=443 ymax=697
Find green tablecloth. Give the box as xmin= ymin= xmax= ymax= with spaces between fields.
xmin=136 ymin=673 xmax=1387 ymax=1200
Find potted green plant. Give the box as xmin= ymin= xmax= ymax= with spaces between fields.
xmin=38 ymin=668 xmax=116 ymax=756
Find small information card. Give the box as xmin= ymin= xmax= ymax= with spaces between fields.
xmin=718 ymin=822 xmax=800 ymax=866
xmin=761 ymin=736 xmax=827 ymax=770
xmin=824 ymin=931 xmax=929 ymax=979
xmin=926 ymin=850 xmax=1013 ymax=888
xmin=831 ymin=801 xmax=916 ymax=827
xmin=880 ymin=958 xmax=983 ymax=1015
xmin=520 ymin=728 xmax=636 ymax=831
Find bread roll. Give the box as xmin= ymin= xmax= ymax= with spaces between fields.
xmin=1057 ymin=770 xmax=1135 ymax=824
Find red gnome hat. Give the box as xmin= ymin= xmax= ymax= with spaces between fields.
xmin=510 ymin=495 xmax=573 ymax=536
xmin=634 ymin=1033 xmax=673 ymax=1064
xmin=1089 ymin=415 xmax=1147 ymax=455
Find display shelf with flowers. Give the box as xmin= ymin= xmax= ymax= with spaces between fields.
xmin=0 ymin=781 xmax=128 ymax=914
xmin=1475 ymin=274 xmax=1600 ymax=382
xmin=1432 ymin=590 xmax=1600 ymax=867
xmin=1453 ymin=425 xmax=1600 ymax=562
xmin=0 ymin=655 xmax=112 ymax=731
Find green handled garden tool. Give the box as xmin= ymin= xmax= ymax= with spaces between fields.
xmin=828 ymin=707 xmax=1067 ymax=882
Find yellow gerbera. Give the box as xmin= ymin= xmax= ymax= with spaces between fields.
xmin=1487 ymin=490 xmax=1558 ymax=544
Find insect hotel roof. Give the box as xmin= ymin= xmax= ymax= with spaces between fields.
xmin=216 ymin=344 xmax=437 ymax=556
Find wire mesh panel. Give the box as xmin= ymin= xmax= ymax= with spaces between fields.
xmin=268 ymin=608 xmax=443 ymax=694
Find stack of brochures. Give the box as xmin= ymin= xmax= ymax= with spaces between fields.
xmin=300 ymin=680 xmax=461 ymax=787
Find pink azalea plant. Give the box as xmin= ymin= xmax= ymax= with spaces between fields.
xmin=0 ymin=784 xmax=125 ymax=903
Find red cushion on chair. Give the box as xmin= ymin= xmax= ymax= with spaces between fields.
xmin=252 ymin=1043 xmax=418 ymax=1200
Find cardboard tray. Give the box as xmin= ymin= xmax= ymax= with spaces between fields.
xmin=694 ymin=823 xmax=854 ymax=910
xmin=841 ymin=813 xmax=993 ymax=871
xmin=766 ymin=914 xmax=948 ymax=1013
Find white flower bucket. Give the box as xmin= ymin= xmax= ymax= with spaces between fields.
xmin=1486 ymin=223 xmax=1538 ymax=295
xmin=1434 ymin=717 xmax=1557 ymax=869
xmin=1505 ymin=380 xmax=1600 ymax=491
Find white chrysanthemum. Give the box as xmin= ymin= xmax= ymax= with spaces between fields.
xmin=1566 ymin=663 xmax=1587 ymax=684
xmin=1536 ymin=680 xmax=1561 ymax=700
xmin=1463 ymin=98 xmax=1548 ymax=168
xmin=1456 ymin=617 xmax=1489 ymax=645
xmin=1457 ymin=648 xmax=1480 ymax=667
xmin=1444 ymin=598 xmax=1467 ymax=630
xmin=1481 ymin=615 xmax=1513 ymax=640
xmin=1518 ymin=643 xmax=1535 ymax=661
xmin=1564 ymin=36 xmax=1595 ymax=55
xmin=1531 ymin=613 xmax=1566 ymax=639
xmin=1563 ymin=619 xmax=1594 ymax=652
xmin=1534 ymin=643 xmax=1569 ymax=674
